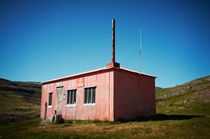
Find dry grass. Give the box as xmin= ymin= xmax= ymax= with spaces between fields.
xmin=0 ymin=79 xmax=41 ymax=125
xmin=1 ymin=116 xmax=210 ymax=138
xmin=0 ymin=76 xmax=210 ymax=138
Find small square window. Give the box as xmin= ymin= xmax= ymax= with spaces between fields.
xmin=84 ymin=87 xmax=96 ymax=104
xmin=67 ymin=90 xmax=77 ymax=104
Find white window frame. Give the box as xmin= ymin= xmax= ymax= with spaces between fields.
xmin=83 ymin=86 xmax=96 ymax=107
xmin=66 ymin=89 xmax=77 ymax=107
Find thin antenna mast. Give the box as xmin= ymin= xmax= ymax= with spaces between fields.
xmin=139 ymin=27 xmax=142 ymax=73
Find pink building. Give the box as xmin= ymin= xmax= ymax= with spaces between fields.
xmin=40 ymin=19 xmax=156 ymax=121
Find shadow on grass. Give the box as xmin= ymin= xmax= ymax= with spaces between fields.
xmin=118 ymin=114 xmax=204 ymax=123
xmin=63 ymin=114 xmax=204 ymax=125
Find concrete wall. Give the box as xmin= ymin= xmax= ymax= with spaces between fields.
xmin=114 ymin=70 xmax=156 ymax=120
xmin=40 ymin=70 xmax=114 ymax=121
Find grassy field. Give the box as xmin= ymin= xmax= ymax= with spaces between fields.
xmin=0 ymin=78 xmax=41 ymax=125
xmin=0 ymin=112 xmax=210 ymax=138
xmin=0 ymin=76 xmax=210 ymax=138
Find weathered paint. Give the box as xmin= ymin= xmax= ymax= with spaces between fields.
xmin=41 ymin=69 xmax=114 ymax=121
xmin=40 ymin=67 xmax=156 ymax=121
xmin=114 ymin=69 xmax=156 ymax=120
xmin=56 ymin=87 xmax=63 ymax=115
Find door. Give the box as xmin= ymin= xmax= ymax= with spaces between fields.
xmin=56 ymin=87 xmax=63 ymax=115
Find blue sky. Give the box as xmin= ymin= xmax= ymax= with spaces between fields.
xmin=0 ymin=0 xmax=209 ymax=88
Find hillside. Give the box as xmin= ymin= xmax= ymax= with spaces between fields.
xmin=0 ymin=78 xmax=41 ymax=125
xmin=0 ymin=76 xmax=210 ymax=138
xmin=156 ymin=75 xmax=210 ymax=115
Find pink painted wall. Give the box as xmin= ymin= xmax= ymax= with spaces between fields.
xmin=40 ymin=70 xmax=114 ymax=121
xmin=114 ymin=69 xmax=156 ymax=120
xmin=40 ymin=68 xmax=156 ymax=121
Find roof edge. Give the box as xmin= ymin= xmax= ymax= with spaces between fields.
xmin=42 ymin=67 xmax=156 ymax=85
xmin=119 ymin=68 xmax=157 ymax=78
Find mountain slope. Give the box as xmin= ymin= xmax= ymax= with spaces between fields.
xmin=0 ymin=76 xmax=210 ymax=138
xmin=0 ymin=78 xmax=41 ymax=125
xmin=156 ymin=75 xmax=210 ymax=116
xmin=0 ymin=75 xmax=209 ymax=126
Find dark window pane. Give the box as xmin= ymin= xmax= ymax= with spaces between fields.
xmin=90 ymin=88 xmax=93 ymax=103
xmin=70 ymin=91 xmax=72 ymax=104
xmin=71 ymin=90 xmax=74 ymax=104
xmin=86 ymin=89 xmax=88 ymax=103
xmin=74 ymin=90 xmax=76 ymax=104
xmin=70 ymin=91 xmax=73 ymax=104
xmin=67 ymin=91 xmax=70 ymax=104
xmin=92 ymin=88 xmax=95 ymax=103
xmin=72 ymin=90 xmax=74 ymax=104
xmin=88 ymin=88 xmax=91 ymax=103
xmin=84 ymin=89 xmax=87 ymax=103
xmin=49 ymin=93 xmax=52 ymax=106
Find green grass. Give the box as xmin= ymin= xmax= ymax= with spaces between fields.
xmin=1 ymin=98 xmax=210 ymax=139
xmin=0 ymin=115 xmax=210 ymax=138
xmin=64 ymin=119 xmax=119 ymax=125
xmin=0 ymin=76 xmax=210 ymax=138
xmin=0 ymin=79 xmax=41 ymax=125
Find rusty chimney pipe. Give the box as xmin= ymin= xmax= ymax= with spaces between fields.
xmin=106 ymin=19 xmax=120 ymax=68
xmin=112 ymin=19 xmax=115 ymax=63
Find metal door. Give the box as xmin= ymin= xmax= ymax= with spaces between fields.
xmin=56 ymin=87 xmax=63 ymax=115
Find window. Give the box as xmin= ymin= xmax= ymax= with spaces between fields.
xmin=49 ymin=93 xmax=53 ymax=106
xmin=84 ymin=87 xmax=96 ymax=104
xmin=67 ymin=90 xmax=77 ymax=104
